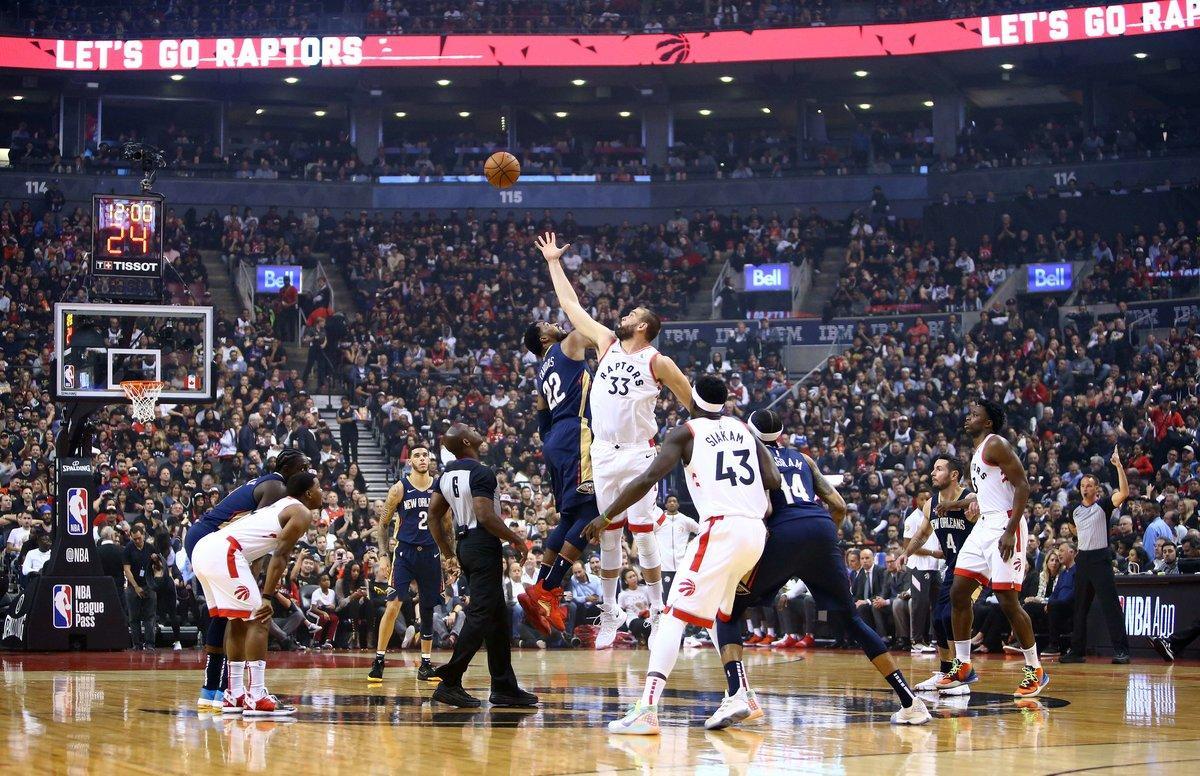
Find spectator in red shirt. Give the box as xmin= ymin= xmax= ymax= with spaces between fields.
xmin=1150 ymin=395 xmax=1185 ymax=443
xmin=277 ymin=275 xmax=299 ymax=342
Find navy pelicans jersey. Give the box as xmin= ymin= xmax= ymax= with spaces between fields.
xmin=393 ymin=477 xmax=435 ymax=547
xmin=764 ymin=445 xmax=832 ymax=526
xmin=198 ymin=472 xmax=284 ymax=527
xmin=538 ymin=341 xmax=592 ymax=427
xmin=928 ymin=488 xmax=974 ymax=570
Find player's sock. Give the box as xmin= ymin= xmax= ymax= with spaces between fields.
xmin=639 ymin=613 xmax=686 ymax=707
xmin=537 ymin=562 xmax=552 ymax=583
xmin=885 ymin=670 xmax=915 ymax=708
xmin=421 ymin=653 xmax=432 ymax=663
xmin=248 ymin=660 xmax=266 ymax=697
xmin=723 ymin=661 xmax=748 ymax=696
xmin=228 ymin=661 xmax=246 ymax=697
xmin=954 ymin=640 xmax=972 ymax=665
xmin=204 ymin=653 xmax=225 ymax=692
xmin=646 ymin=579 xmax=664 ymax=609
xmin=1021 ymin=644 xmax=1041 ymax=669
xmin=939 ymin=659 xmax=953 ymax=674
xmin=601 ymin=575 xmax=619 ymax=607
xmin=766 ymin=627 xmax=776 ymax=638
xmin=544 ymin=556 xmax=571 ymax=591
xmin=375 ymin=651 xmax=386 ymax=660
xmin=641 ymin=672 xmax=667 ymax=706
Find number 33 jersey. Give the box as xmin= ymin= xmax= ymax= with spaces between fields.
xmin=683 ymin=416 xmax=769 ymax=520
xmin=591 ymin=341 xmax=661 ymax=445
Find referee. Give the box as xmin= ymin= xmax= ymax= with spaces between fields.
xmin=1063 ymin=449 xmax=1131 ymax=665
xmin=426 ymin=423 xmax=538 ymax=708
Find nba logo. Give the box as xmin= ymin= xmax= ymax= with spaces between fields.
xmin=52 ymin=585 xmax=73 ymax=629
xmin=64 ymin=364 xmax=75 ymax=388
xmin=67 ymin=488 xmax=88 ymax=536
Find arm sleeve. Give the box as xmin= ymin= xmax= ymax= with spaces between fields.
xmin=469 ymin=466 xmax=498 ymax=499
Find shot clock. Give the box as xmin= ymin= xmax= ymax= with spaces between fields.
xmin=91 ymin=194 xmax=165 ymax=279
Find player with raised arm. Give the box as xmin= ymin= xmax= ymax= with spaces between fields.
xmin=897 ymin=455 xmax=977 ymax=696
xmin=586 ymin=375 xmax=781 ymax=734
xmin=190 ymin=470 xmax=323 ymax=716
xmin=535 ymin=232 xmax=696 ymax=650
xmin=368 ymin=445 xmax=444 ymax=683
xmin=706 ymin=410 xmax=930 ymax=730
xmin=183 ymin=449 xmax=310 ymax=710
xmin=937 ymin=399 xmax=1049 ymax=698
xmin=516 ymin=319 xmax=600 ymax=636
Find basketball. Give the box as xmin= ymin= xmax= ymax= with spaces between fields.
xmin=484 ymin=151 xmax=520 ymax=189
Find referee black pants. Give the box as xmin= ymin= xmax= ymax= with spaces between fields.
xmin=438 ymin=528 xmax=520 ymax=693
xmin=1070 ymin=549 xmax=1130 ymax=654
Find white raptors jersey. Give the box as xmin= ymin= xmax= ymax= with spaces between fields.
xmin=211 ymin=496 xmax=302 ymax=563
xmin=970 ymin=434 xmax=1015 ymax=515
xmin=591 ymin=341 xmax=662 ymax=444
xmin=683 ymin=416 xmax=769 ymax=520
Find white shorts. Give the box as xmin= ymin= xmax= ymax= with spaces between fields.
xmin=592 ymin=439 xmax=662 ymax=533
xmin=954 ymin=511 xmax=1028 ymax=592
xmin=192 ymin=533 xmax=262 ymax=619
xmin=664 ymin=516 xmax=767 ymax=628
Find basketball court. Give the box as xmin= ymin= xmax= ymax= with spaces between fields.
xmin=2 ymin=649 xmax=1195 ymax=774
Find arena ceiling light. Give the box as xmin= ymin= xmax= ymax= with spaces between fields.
xmin=169 ymin=74 xmax=184 ymax=81
xmin=12 ymin=95 xmax=24 ymax=101
xmin=437 ymin=79 xmax=452 ymax=86
xmin=458 ymin=110 xmax=471 ymax=117
xmin=283 ymin=76 xmax=299 ymax=84
xmin=1134 ymin=52 xmax=1149 ymax=59
xmin=395 ymin=111 xmax=407 ymax=118
xmin=857 ymin=103 xmax=871 ymax=110
xmin=571 ymin=79 xmax=587 ymax=86
xmin=923 ymin=100 xmax=935 ymax=107
xmin=719 ymin=75 xmax=734 ymax=83
xmin=255 ymin=108 xmax=265 ymax=115
xmin=1000 ymin=63 xmax=1015 ymax=70
xmin=554 ymin=111 xmax=569 ymax=118
xmin=313 ymin=110 xmax=326 ymax=117
xmin=853 ymin=70 xmax=869 ymax=77
xmin=761 ymin=107 xmax=772 ymax=114
xmin=698 ymin=109 xmax=713 ymax=116
xmin=618 ymin=111 xmax=632 ymax=118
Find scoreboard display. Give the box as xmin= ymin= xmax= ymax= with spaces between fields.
xmin=91 ymin=194 xmax=164 ymax=279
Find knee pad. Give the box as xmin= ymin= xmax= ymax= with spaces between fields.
xmin=206 ymin=616 xmax=227 ymax=650
xmin=600 ymin=528 xmax=622 ymax=570
xmin=633 ymin=532 xmax=660 ymax=571
xmin=847 ymin=614 xmax=888 ymax=660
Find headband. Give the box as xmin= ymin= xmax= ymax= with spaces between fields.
xmin=692 ymin=385 xmax=724 ymax=413
xmin=752 ymin=426 xmax=782 ymax=442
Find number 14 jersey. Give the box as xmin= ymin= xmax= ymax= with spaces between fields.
xmin=683 ymin=416 xmax=769 ymax=520
xmin=763 ymin=444 xmax=833 ymax=525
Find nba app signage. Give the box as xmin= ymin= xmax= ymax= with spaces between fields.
xmin=1027 ymin=263 xmax=1072 ymax=293
xmin=52 ymin=584 xmax=105 ymax=629
xmin=1120 ymin=594 xmax=1176 ymax=638
xmin=256 ymin=265 xmax=302 ymax=294
xmin=744 ymin=264 xmax=789 ymax=292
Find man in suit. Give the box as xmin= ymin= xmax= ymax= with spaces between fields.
xmin=853 ymin=549 xmax=891 ymax=640
xmin=885 ymin=552 xmax=914 ymax=651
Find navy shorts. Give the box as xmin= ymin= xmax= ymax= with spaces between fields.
xmin=934 ymin=566 xmax=955 ymax=623
xmin=388 ymin=542 xmax=443 ymax=602
xmin=726 ymin=517 xmax=855 ymax=623
xmin=184 ymin=514 xmax=221 ymax=557
xmin=543 ymin=418 xmax=597 ymax=514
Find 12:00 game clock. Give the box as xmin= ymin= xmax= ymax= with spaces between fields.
xmin=91 ymin=194 xmax=165 ymax=279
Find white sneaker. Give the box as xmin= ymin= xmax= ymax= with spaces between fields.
xmin=891 ymin=696 xmax=931 ymax=725
xmin=914 ymin=671 xmax=945 ymax=692
xmin=401 ymin=625 xmax=417 ymax=649
xmin=939 ymin=683 xmax=971 ymax=696
xmin=744 ymin=689 xmax=765 ymax=724
xmin=594 ymin=604 xmax=623 ymax=650
xmin=920 ymin=643 xmax=938 ymax=654
xmin=682 ymin=636 xmax=703 ymax=648
xmin=608 ymin=701 xmax=660 ymax=735
xmin=172 ymin=641 xmax=183 ymax=651
xmin=705 ymin=689 xmax=752 ymax=730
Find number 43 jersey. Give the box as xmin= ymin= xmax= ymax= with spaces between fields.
xmin=764 ymin=444 xmax=833 ymax=525
xmin=683 ymin=416 xmax=769 ymax=520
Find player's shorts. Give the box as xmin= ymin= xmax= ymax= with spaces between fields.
xmin=953 ymin=511 xmax=1028 ymax=591
xmin=663 ymin=515 xmax=767 ymax=628
xmin=592 ymin=438 xmax=661 ymax=533
xmin=726 ymin=516 xmax=856 ymax=623
xmin=543 ymin=418 xmax=598 ymax=514
xmin=191 ymin=533 xmax=261 ymax=619
xmin=388 ymin=542 xmax=443 ymax=602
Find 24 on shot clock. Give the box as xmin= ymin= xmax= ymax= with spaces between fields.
xmin=91 ymin=193 xmax=165 ymax=280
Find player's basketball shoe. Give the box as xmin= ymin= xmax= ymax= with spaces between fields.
xmin=1014 ymin=666 xmax=1050 ymax=698
xmin=890 ymin=696 xmax=931 ymax=725
xmin=594 ymin=603 xmax=623 ymax=650
xmin=517 ymin=581 xmax=555 ymax=635
xmin=704 ymin=688 xmax=759 ymax=730
xmin=221 ymin=690 xmax=245 ymax=714
xmin=771 ymin=634 xmax=801 ymax=648
xmin=935 ymin=660 xmax=979 ymax=690
xmin=367 ymin=654 xmax=385 ymax=683
xmin=242 ymin=692 xmax=297 ymax=717
xmin=608 ymin=701 xmax=660 ymax=735
xmin=417 ymin=659 xmax=441 ymax=682
xmin=198 ymin=688 xmax=220 ymax=709
xmin=915 ymin=671 xmax=944 ymax=692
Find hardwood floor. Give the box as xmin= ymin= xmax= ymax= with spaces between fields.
xmin=1 ymin=646 xmax=1196 ymax=775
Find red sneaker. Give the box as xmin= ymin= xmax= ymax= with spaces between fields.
xmin=538 ymin=585 xmax=568 ymax=632
xmin=746 ymin=634 xmax=768 ymax=647
xmin=221 ymin=691 xmax=245 ymax=714
xmin=772 ymin=635 xmax=801 ymax=648
xmin=517 ymin=582 xmax=554 ymax=635
xmin=798 ymin=634 xmax=815 ymax=648
xmin=242 ymin=692 xmax=297 ymax=717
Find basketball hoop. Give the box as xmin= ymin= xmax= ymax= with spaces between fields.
xmin=120 ymin=380 xmax=166 ymax=423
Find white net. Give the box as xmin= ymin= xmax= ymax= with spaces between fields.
xmin=120 ymin=380 xmax=166 ymax=423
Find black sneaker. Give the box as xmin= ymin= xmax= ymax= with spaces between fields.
xmin=1148 ymin=636 xmax=1174 ymax=663
xmin=489 ymin=687 xmax=539 ymax=707
xmin=367 ymin=655 xmax=385 ymax=683
xmin=1059 ymin=651 xmax=1086 ymax=664
xmin=1111 ymin=652 xmax=1131 ymax=665
xmin=432 ymin=684 xmax=482 ymax=708
xmin=417 ymin=660 xmax=441 ymax=682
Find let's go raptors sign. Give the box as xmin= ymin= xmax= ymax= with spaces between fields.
xmin=1 ymin=1 xmax=1197 ymax=70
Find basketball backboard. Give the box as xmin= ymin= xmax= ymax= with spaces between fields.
xmin=54 ymin=302 xmax=214 ymax=402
